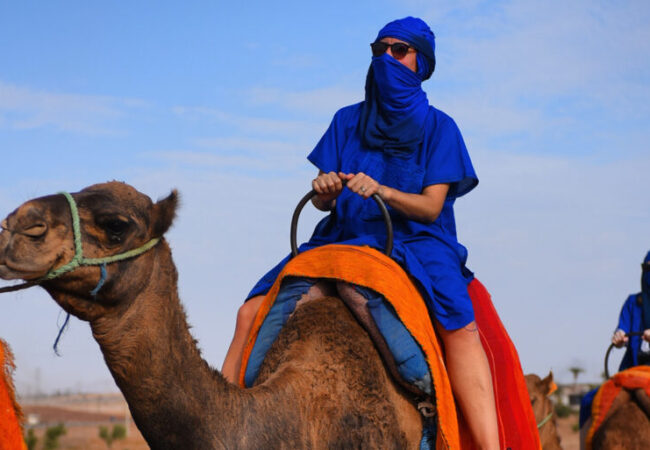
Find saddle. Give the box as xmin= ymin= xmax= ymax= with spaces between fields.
xmin=585 ymin=366 xmax=650 ymax=450
xmin=239 ymin=244 xmax=539 ymax=449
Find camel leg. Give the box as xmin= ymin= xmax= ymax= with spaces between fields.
xmin=436 ymin=321 xmax=500 ymax=450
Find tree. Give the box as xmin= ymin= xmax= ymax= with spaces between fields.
xmin=99 ymin=424 xmax=127 ymax=448
xmin=24 ymin=429 xmax=38 ymax=450
xmin=43 ymin=423 xmax=66 ymax=450
xmin=569 ymin=366 xmax=584 ymax=385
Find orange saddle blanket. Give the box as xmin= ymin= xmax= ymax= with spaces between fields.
xmin=585 ymin=365 xmax=650 ymax=449
xmin=240 ymin=244 xmax=539 ymax=449
xmin=1 ymin=339 xmax=26 ymax=450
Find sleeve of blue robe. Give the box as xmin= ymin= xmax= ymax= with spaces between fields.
xmin=617 ymin=295 xmax=635 ymax=333
xmin=422 ymin=110 xmax=477 ymax=199
xmin=617 ymin=294 xmax=642 ymax=371
xmin=308 ymin=106 xmax=359 ymax=173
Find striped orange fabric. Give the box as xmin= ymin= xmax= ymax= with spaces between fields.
xmin=240 ymin=244 xmax=539 ymax=449
xmin=585 ymin=365 xmax=650 ymax=449
xmin=0 ymin=339 xmax=26 ymax=450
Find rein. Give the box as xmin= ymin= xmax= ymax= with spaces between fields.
xmin=537 ymin=411 xmax=553 ymax=429
xmin=0 ymin=191 xmax=161 ymax=295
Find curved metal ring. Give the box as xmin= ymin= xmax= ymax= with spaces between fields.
xmin=290 ymin=189 xmax=393 ymax=258
xmin=604 ymin=331 xmax=643 ymax=379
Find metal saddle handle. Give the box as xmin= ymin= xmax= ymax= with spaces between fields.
xmin=604 ymin=331 xmax=644 ymax=379
xmin=290 ymin=183 xmax=394 ymax=258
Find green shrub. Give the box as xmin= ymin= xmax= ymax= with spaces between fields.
xmin=24 ymin=429 xmax=38 ymax=450
xmin=44 ymin=423 xmax=66 ymax=450
xmin=554 ymin=402 xmax=573 ymax=418
xmin=99 ymin=424 xmax=127 ymax=448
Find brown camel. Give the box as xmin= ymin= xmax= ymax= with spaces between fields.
xmin=588 ymin=387 xmax=650 ymax=449
xmin=0 ymin=182 xmax=423 ymax=449
xmin=524 ymin=372 xmax=561 ymax=450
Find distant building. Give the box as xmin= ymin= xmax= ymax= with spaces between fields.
xmin=555 ymin=382 xmax=595 ymax=411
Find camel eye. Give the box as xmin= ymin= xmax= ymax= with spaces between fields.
xmin=97 ymin=216 xmax=131 ymax=242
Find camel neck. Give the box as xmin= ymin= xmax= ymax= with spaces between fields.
xmin=88 ymin=243 xmax=243 ymax=448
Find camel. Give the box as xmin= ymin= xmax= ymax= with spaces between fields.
xmin=0 ymin=182 xmax=423 ymax=449
xmin=524 ymin=372 xmax=561 ymax=450
xmin=588 ymin=387 xmax=650 ymax=449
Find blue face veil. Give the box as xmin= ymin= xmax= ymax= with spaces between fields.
xmin=359 ymin=17 xmax=437 ymax=155
xmin=642 ymin=251 xmax=650 ymax=329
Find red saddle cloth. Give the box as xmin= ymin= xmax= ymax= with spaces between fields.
xmin=0 ymin=339 xmax=26 ymax=450
xmin=585 ymin=365 xmax=650 ymax=449
xmin=240 ymin=245 xmax=539 ymax=449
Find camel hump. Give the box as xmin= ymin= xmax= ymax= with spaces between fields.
xmin=244 ymin=277 xmax=433 ymax=400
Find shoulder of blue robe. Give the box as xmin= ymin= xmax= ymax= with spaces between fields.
xmin=307 ymin=102 xmax=364 ymax=173
xmin=422 ymin=106 xmax=478 ymax=199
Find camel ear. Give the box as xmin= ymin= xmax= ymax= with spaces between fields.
xmin=151 ymin=190 xmax=179 ymax=237
xmin=542 ymin=371 xmax=557 ymax=396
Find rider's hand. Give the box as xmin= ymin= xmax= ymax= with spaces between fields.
xmin=340 ymin=172 xmax=383 ymax=200
xmin=612 ymin=329 xmax=628 ymax=348
xmin=312 ymin=171 xmax=344 ymax=209
xmin=643 ymin=329 xmax=650 ymax=343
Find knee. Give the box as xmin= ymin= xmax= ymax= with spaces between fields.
xmin=236 ymin=296 xmax=264 ymax=329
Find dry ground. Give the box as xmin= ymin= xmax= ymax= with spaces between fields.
xmin=19 ymin=393 xmax=582 ymax=449
xmin=556 ymin=415 xmax=580 ymax=450
xmin=20 ymin=393 xmax=148 ymax=450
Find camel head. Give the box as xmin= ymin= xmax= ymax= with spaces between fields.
xmin=525 ymin=371 xmax=557 ymax=416
xmin=525 ymin=371 xmax=562 ymax=449
xmin=0 ymin=181 xmax=178 ymax=320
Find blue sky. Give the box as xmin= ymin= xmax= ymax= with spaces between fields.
xmin=1 ymin=0 xmax=649 ymax=394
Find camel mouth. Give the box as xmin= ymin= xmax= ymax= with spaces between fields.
xmin=0 ymin=251 xmax=64 ymax=281
xmin=0 ymin=262 xmax=51 ymax=281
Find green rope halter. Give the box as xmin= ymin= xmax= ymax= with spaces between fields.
xmin=43 ymin=192 xmax=161 ymax=280
xmin=0 ymin=191 xmax=161 ymax=292
xmin=537 ymin=411 xmax=553 ymax=429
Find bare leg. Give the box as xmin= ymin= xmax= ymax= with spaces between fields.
xmin=221 ymin=295 xmax=265 ymax=383
xmin=220 ymin=281 xmax=335 ymax=384
xmin=436 ymin=320 xmax=500 ymax=450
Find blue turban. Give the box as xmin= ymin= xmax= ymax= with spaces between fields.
xmin=359 ymin=17 xmax=437 ymax=154
xmin=376 ymin=16 xmax=436 ymax=80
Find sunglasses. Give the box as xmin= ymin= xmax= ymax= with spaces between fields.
xmin=643 ymin=262 xmax=650 ymax=272
xmin=370 ymin=41 xmax=414 ymax=60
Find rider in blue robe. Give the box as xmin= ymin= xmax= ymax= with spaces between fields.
xmin=248 ymin=19 xmax=478 ymax=331
xmin=580 ymin=250 xmax=650 ymax=427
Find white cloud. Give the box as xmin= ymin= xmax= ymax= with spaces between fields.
xmin=0 ymin=81 xmax=147 ymax=135
xmin=172 ymin=105 xmax=325 ymax=138
xmin=245 ymin=86 xmax=361 ymax=116
xmin=149 ymin=147 xmax=313 ymax=175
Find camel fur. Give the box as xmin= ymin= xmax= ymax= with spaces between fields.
xmin=525 ymin=372 xmax=561 ymax=450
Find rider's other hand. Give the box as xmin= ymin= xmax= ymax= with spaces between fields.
xmin=312 ymin=172 xmax=344 ymax=204
xmin=612 ymin=329 xmax=628 ymax=348
xmin=643 ymin=329 xmax=650 ymax=343
xmin=342 ymin=172 xmax=382 ymax=199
